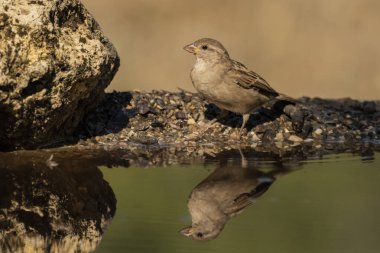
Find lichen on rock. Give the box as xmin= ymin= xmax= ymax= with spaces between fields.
xmin=0 ymin=0 xmax=120 ymax=150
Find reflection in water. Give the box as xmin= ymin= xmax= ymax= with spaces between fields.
xmin=0 ymin=151 xmax=118 ymax=253
xmin=0 ymin=145 xmax=378 ymax=251
xmin=181 ymin=150 xmax=296 ymax=241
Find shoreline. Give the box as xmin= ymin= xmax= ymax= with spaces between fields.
xmin=74 ymin=90 xmax=379 ymax=150
xmin=2 ymin=90 xmax=379 ymax=153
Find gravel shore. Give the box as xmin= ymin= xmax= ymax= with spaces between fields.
xmin=2 ymin=88 xmax=379 ymax=166
xmin=66 ymin=90 xmax=380 ymax=152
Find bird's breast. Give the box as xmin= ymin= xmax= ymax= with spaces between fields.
xmin=191 ymin=61 xmax=223 ymax=85
xmin=191 ymin=60 xmax=227 ymax=99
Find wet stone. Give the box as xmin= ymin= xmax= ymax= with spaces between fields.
xmin=130 ymin=135 xmax=158 ymax=145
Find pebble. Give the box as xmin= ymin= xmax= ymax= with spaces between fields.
xmin=175 ymin=111 xmax=187 ymax=120
xmin=187 ymin=118 xmax=196 ymax=125
xmin=275 ymin=132 xmax=284 ymax=142
xmin=136 ymin=101 xmax=150 ymax=115
xmin=363 ymin=101 xmax=377 ymax=114
xmin=288 ymin=135 xmax=303 ymax=142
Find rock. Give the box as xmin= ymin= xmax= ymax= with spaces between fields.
xmin=250 ymin=132 xmax=261 ymax=142
xmin=0 ymin=151 xmax=116 ymax=253
xmin=136 ymin=100 xmax=151 ymax=115
xmin=0 ymin=0 xmax=119 ymax=150
xmin=362 ymin=101 xmax=377 ymax=114
xmin=275 ymin=132 xmax=284 ymax=142
xmin=175 ymin=111 xmax=187 ymax=120
xmin=314 ymin=128 xmax=323 ymax=136
xmin=288 ymin=135 xmax=303 ymax=142
xmin=187 ymin=118 xmax=196 ymax=125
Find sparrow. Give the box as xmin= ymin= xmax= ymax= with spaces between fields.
xmin=184 ymin=38 xmax=296 ymax=131
xmin=180 ymin=151 xmax=275 ymax=241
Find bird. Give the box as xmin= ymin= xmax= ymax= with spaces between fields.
xmin=180 ymin=151 xmax=276 ymax=241
xmin=183 ymin=38 xmax=296 ymax=131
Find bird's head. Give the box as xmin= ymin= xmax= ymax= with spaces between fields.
xmin=180 ymin=222 xmax=225 ymax=241
xmin=183 ymin=38 xmax=230 ymax=61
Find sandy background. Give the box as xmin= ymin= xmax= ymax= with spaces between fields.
xmin=81 ymin=0 xmax=380 ymax=99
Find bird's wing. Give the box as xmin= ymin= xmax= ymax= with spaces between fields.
xmin=225 ymin=193 xmax=253 ymax=216
xmin=225 ymin=179 xmax=274 ymax=216
xmin=227 ymin=60 xmax=279 ymax=97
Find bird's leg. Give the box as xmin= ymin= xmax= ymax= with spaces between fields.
xmin=240 ymin=114 xmax=250 ymax=133
xmin=238 ymin=148 xmax=248 ymax=169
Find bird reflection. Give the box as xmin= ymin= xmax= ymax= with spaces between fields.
xmin=181 ymin=150 xmax=293 ymax=241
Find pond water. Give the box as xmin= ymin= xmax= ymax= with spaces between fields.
xmin=1 ymin=147 xmax=380 ymax=253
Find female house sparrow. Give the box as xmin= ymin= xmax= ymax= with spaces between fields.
xmin=184 ymin=38 xmax=295 ymax=130
xmin=180 ymin=154 xmax=275 ymax=241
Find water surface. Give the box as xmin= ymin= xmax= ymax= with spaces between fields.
xmin=1 ymin=147 xmax=379 ymax=253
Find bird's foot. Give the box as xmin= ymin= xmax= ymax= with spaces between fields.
xmin=239 ymin=128 xmax=247 ymax=138
xmin=198 ymin=118 xmax=218 ymax=132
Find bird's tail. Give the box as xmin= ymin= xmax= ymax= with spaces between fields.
xmin=275 ymin=93 xmax=298 ymax=105
xmin=272 ymin=93 xmax=308 ymax=134
xmin=271 ymin=93 xmax=299 ymax=115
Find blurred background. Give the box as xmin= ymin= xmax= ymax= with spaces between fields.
xmin=82 ymin=0 xmax=380 ymax=99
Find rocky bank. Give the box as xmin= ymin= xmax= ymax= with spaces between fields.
xmin=0 ymin=0 xmax=119 ymax=150
xmin=71 ymin=90 xmax=380 ymax=152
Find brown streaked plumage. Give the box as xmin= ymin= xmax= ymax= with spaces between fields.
xmin=184 ymin=38 xmax=295 ymax=130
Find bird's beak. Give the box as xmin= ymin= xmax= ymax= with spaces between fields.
xmin=180 ymin=226 xmax=194 ymax=237
xmin=183 ymin=44 xmax=198 ymax=54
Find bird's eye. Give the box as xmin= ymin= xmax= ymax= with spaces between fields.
xmin=196 ymin=232 xmax=204 ymax=238
xmin=201 ymin=45 xmax=208 ymax=50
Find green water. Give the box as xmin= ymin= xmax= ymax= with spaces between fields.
xmin=1 ymin=149 xmax=379 ymax=253
xmin=95 ymin=153 xmax=380 ymax=253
